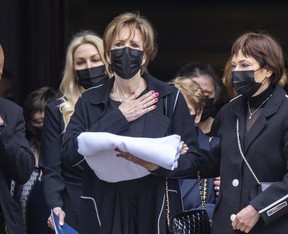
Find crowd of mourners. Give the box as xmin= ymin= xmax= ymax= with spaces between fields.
xmin=0 ymin=11 xmax=288 ymax=234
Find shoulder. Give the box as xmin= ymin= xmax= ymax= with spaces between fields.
xmin=80 ymin=78 xmax=113 ymax=105
xmin=143 ymin=72 xmax=176 ymax=96
xmin=229 ymin=94 xmax=242 ymax=104
xmin=0 ymin=97 xmax=22 ymax=113
xmin=46 ymin=98 xmax=63 ymax=109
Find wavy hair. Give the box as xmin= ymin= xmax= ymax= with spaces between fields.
xmin=169 ymin=76 xmax=204 ymax=116
xmin=59 ymin=30 xmax=108 ymax=129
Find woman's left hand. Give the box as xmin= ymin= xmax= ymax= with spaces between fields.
xmin=115 ymin=148 xmax=159 ymax=171
xmin=231 ymin=204 xmax=260 ymax=233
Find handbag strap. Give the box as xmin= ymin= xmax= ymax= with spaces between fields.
xmin=236 ymin=118 xmax=260 ymax=185
xmin=197 ymin=171 xmax=207 ymax=209
xmin=165 ymin=178 xmax=171 ymax=227
xmin=164 ymin=89 xmax=181 ymax=227
xmin=165 ymin=173 xmax=207 ymax=226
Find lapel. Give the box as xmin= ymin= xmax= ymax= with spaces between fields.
xmin=88 ymin=72 xmax=176 ymax=137
xmin=141 ymin=72 xmax=174 ymax=137
xmin=236 ymin=85 xmax=286 ymax=153
xmin=229 ymin=95 xmax=247 ymax=151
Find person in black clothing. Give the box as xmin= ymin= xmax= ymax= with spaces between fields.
xmin=209 ymin=32 xmax=288 ymax=234
xmin=61 ymin=12 xmax=206 ymax=234
xmin=40 ymin=30 xmax=110 ymax=231
xmin=19 ymin=86 xmax=59 ymax=234
xmin=0 ymin=44 xmax=35 ymax=233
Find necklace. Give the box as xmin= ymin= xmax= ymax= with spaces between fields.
xmin=247 ymin=94 xmax=272 ymax=120
xmin=116 ymin=79 xmax=142 ymax=103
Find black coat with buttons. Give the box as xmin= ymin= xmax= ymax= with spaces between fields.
xmin=61 ymin=73 xmax=206 ymax=234
xmin=210 ymin=84 xmax=288 ymax=234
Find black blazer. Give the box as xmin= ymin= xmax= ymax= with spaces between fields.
xmin=61 ymin=73 xmax=206 ymax=233
xmin=40 ymin=98 xmax=83 ymax=230
xmin=211 ymin=85 xmax=288 ymax=234
xmin=0 ymin=98 xmax=34 ymax=233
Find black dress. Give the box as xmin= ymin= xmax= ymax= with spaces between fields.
xmin=108 ymin=98 xmax=147 ymax=234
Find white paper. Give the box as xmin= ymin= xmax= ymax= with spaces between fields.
xmin=77 ymin=132 xmax=181 ymax=182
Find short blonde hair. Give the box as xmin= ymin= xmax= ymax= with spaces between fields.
xmin=103 ymin=12 xmax=155 ymax=74
xmin=170 ymin=76 xmax=204 ymax=116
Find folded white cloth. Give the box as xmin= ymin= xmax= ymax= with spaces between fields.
xmin=77 ymin=132 xmax=182 ymax=182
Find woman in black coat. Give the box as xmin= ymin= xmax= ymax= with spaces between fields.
xmin=208 ymin=32 xmax=288 ymax=233
xmin=61 ymin=12 xmax=205 ymax=234
xmin=39 ymin=31 xmax=110 ymax=231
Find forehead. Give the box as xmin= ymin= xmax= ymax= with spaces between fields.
xmin=231 ymin=50 xmax=256 ymax=63
xmin=74 ymin=43 xmax=99 ymax=58
xmin=114 ymin=26 xmax=142 ymax=41
xmin=192 ymin=75 xmax=214 ymax=90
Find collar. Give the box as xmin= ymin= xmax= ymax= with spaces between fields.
xmin=87 ymin=72 xmax=174 ymax=105
xmin=229 ymin=84 xmax=286 ymax=119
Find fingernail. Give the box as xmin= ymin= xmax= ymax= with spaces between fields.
xmin=152 ymin=105 xmax=156 ymax=109
xmin=154 ymin=98 xmax=158 ymax=102
xmin=154 ymin=92 xmax=159 ymax=97
xmin=151 ymin=90 xmax=155 ymax=94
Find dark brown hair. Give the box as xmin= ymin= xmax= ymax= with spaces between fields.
xmin=231 ymin=32 xmax=285 ymax=84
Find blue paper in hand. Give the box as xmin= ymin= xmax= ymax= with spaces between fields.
xmin=51 ymin=210 xmax=78 ymax=234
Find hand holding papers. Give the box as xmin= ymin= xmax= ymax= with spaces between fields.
xmin=51 ymin=211 xmax=78 ymax=234
xmin=77 ymin=132 xmax=182 ymax=182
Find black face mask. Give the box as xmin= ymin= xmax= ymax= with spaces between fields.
xmin=110 ymin=47 xmax=143 ymax=79
xmin=201 ymin=97 xmax=216 ymax=121
xmin=27 ymin=126 xmax=42 ymax=141
xmin=34 ymin=127 xmax=42 ymax=140
xmin=75 ymin=65 xmax=108 ymax=89
xmin=231 ymin=70 xmax=262 ymax=97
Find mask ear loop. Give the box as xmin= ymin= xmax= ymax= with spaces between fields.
xmin=255 ymin=67 xmax=269 ymax=84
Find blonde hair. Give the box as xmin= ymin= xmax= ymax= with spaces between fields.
xmin=59 ymin=31 xmax=108 ymax=129
xmin=169 ymin=76 xmax=204 ymax=116
xmin=103 ymin=12 xmax=155 ymax=74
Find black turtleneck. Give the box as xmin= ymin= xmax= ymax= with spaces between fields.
xmin=245 ymin=84 xmax=275 ymax=135
xmin=248 ymin=84 xmax=274 ymax=108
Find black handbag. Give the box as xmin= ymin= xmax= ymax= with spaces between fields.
xmin=166 ymin=172 xmax=211 ymax=234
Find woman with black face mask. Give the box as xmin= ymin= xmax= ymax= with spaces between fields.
xmin=205 ymin=32 xmax=288 ymax=234
xmin=177 ymin=63 xmax=228 ymax=136
xmin=61 ymin=12 xmax=206 ymax=234
xmin=39 ymin=30 xmax=110 ymax=232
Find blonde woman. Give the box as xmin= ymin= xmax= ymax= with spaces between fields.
xmin=39 ymin=30 xmax=110 ymax=231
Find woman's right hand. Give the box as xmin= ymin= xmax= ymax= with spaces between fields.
xmin=118 ymin=90 xmax=159 ymax=122
xmin=47 ymin=207 xmax=66 ymax=230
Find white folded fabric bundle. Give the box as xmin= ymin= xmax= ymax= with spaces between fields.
xmin=77 ymin=132 xmax=182 ymax=182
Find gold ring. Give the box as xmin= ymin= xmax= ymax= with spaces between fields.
xmin=143 ymin=104 xmax=146 ymax=109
